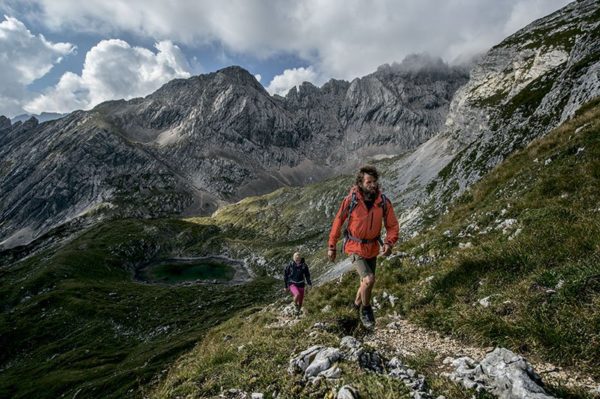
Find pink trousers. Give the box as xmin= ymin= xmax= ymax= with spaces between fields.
xmin=289 ymin=284 xmax=305 ymax=306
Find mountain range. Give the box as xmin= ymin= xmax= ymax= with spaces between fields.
xmin=0 ymin=55 xmax=468 ymax=249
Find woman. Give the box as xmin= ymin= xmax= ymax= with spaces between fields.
xmin=284 ymin=252 xmax=312 ymax=315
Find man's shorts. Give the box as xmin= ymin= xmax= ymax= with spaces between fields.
xmin=351 ymin=254 xmax=377 ymax=278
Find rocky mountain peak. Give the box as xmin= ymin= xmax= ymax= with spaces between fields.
xmin=320 ymin=79 xmax=352 ymax=95
xmin=215 ymin=65 xmax=265 ymax=91
xmin=0 ymin=115 xmax=11 ymax=131
xmin=284 ymin=81 xmax=337 ymax=108
xmin=140 ymin=65 xmax=265 ymax=108
xmin=22 ymin=116 xmax=38 ymax=129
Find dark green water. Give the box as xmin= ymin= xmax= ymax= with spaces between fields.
xmin=139 ymin=259 xmax=235 ymax=284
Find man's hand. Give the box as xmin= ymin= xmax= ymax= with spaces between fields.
xmin=327 ymin=249 xmax=336 ymax=262
xmin=381 ymin=244 xmax=392 ymax=257
xmin=283 ymin=287 xmax=289 ymax=292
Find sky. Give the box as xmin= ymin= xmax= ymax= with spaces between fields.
xmin=0 ymin=0 xmax=572 ymax=118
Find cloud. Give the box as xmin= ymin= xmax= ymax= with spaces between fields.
xmin=1 ymin=1 xmax=573 ymax=115
xmin=0 ymin=15 xmax=74 ymax=116
xmin=25 ymin=39 xmax=191 ymax=114
xmin=266 ymin=66 xmax=319 ymax=96
xmin=377 ymin=53 xmax=457 ymax=75
xmin=254 ymin=73 xmax=262 ymax=83
xmin=12 ymin=0 xmax=572 ymax=83
xmin=502 ymin=0 xmax=567 ymax=36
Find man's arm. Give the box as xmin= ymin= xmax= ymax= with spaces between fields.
xmin=382 ymin=198 xmax=400 ymax=255
xmin=327 ymin=195 xmax=350 ymax=261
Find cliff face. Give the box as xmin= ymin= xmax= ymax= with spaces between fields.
xmin=0 ymin=112 xmax=212 ymax=249
xmin=385 ymin=0 xmax=600 ymax=231
xmin=0 ymin=59 xmax=466 ymax=248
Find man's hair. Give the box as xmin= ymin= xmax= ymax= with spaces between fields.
xmin=355 ymin=165 xmax=379 ymax=186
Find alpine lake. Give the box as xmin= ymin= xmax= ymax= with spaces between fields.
xmin=136 ymin=256 xmax=248 ymax=285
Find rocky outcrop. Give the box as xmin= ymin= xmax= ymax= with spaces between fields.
xmin=0 ymin=115 xmax=11 ymax=132
xmin=339 ymin=55 xmax=468 ymax=160
xmin=11 ymin=112 xmax=64 ymax=124
xmin=288 ymin=345 xmax=342 ymax=380
xmin=336 ymin=385 xmax=359 ymax=399
xmin=443 ymin=348 xmax=555 ymax=399
xmin=290 ymin=335 xmax=435 ymax=398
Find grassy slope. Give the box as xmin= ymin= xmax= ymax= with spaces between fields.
xmin=391 ymin=99 xmax=600 ymax=375
xmin=152 ymin=100 xmax=600 ymax=398
xmin=184 ymin=155 xmax=401 ymax=276
xmin=0 ymin=219 xmax=278 ymax=398
xmin=0 ymin=173 xmax=360 ymax=398
xmin=185 ymin=174 xmax=354 ymax=276
xmin=0 ymin=171 xmax=359 ymax=398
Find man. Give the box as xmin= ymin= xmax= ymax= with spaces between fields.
xmin=328 ymin=165 xmax=399 ymax=328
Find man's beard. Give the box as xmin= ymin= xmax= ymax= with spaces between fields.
xmin=359 ymin=184 xmax=379 ymax=201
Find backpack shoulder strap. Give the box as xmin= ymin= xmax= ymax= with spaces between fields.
xmin=347 ymin=191 xmax=358 ymax=219
xmin=342 ymin=191 xmax=359 ymax=248
xmin=380 ymin=193 xmax=388 ymax=217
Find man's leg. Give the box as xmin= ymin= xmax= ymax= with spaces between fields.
xmin=359 ymin=275 xmax=376 ymax=327
xmin=359 ymin=257 xmax=377 ymax=327
xmin=360 ymin=274 xmax=375 ymax=306
xmin=354 ymin=286 xmax=362 ymax=306
xmin=352 ymin=255 xmax=377 ymax=324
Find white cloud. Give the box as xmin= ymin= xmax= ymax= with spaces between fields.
xmin=13 ymin=0 xmax=572 ymax=82
xmin=0 ymin=1 xmax=574 ymax=115
xmin=502 ymin=0 xmax=567 ymax=37
xmin=25 ymin=39 xmax=191 ymax=114
xmin=266 ymin=66 xmax=319 ymax=96
xmin=0 ymin=15 xmax=74 ymax=117
xmin=254 ymin=73 xmax=262 ymax=83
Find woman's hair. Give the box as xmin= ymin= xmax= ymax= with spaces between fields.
xmin=355 ymin=165 xmax=379 ymax=186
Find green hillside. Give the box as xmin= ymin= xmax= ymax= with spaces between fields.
xmin=152 ymin=99 xmax=600 ymax=398
xmin=0 ymin=219 xmax=278 ymax=398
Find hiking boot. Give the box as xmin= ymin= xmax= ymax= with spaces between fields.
xmin=295 ymin=303 xmax=302 ymax=316
xmin=360 ymin=310 xmax=373 ymax=329
xmin=349 ymin=302 xmax=361 ymax=313
xmin=361 ymin=306 xmax=375 ymax=329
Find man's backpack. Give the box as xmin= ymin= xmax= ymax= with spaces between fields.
xmin=345 ymin=191 xmax=389 ymax=219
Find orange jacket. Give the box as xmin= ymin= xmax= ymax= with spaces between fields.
xmin=328 ymin=186 xmax=400 ymax=259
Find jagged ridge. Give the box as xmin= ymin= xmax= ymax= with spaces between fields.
xmin=0 ymin=60 xmax=467 ymax=249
